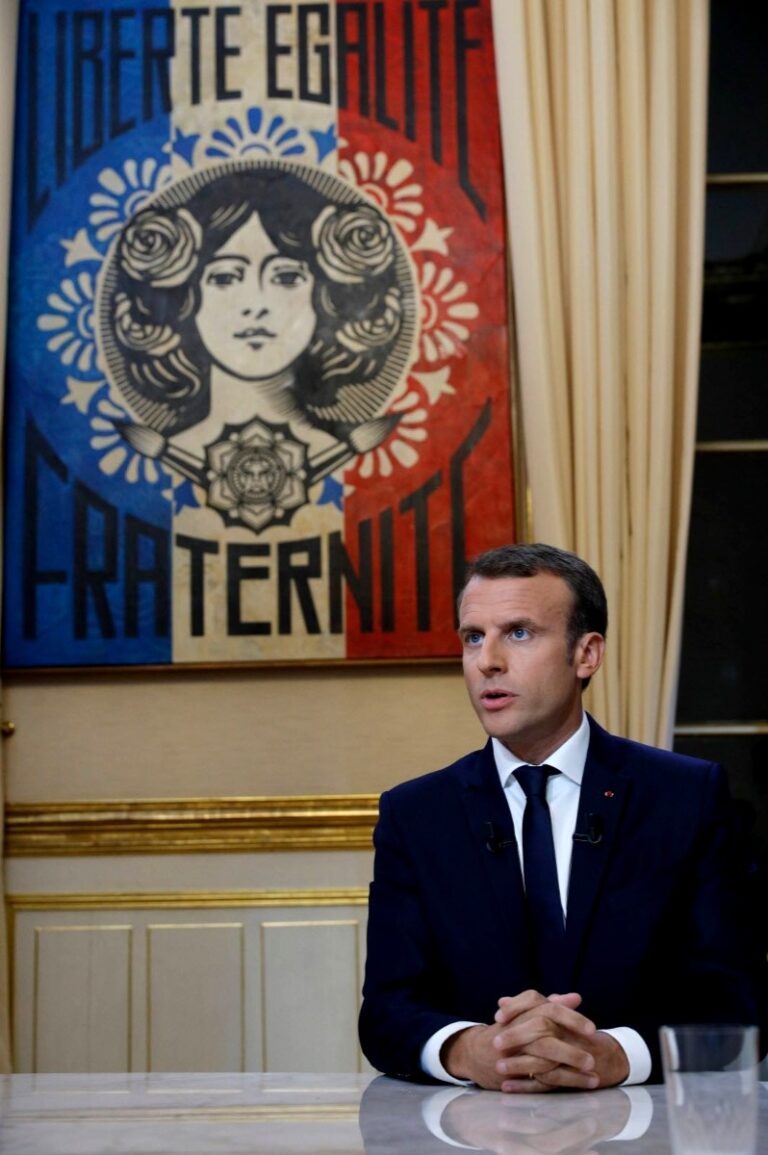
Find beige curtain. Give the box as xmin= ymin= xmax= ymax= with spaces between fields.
xmin=492 ymin=0 xmax=708 ymax=748
xmin=0 ymin=0 xmax=19 ymax=1074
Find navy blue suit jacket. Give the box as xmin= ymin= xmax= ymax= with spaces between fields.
xmin=359 ymin=716 xmax=766 ymax=1082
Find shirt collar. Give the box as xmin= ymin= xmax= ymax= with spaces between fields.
xmin=492 ymin=712 xmax=590 ymax=789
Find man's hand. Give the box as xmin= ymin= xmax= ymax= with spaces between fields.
xmin=441 ymin=1020 xmax=537 ymax=1090
xmin=442 ymin=990 xmax=579 ymax=1089
xmin=441 ymin=990 xmax=629 ymax=1092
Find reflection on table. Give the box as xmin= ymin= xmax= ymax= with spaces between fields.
xmin=0 ymin=1071 xmax=767 ymax=1154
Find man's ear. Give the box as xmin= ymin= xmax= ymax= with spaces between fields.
xmin=574 ymin=631 xmax=606 ymax=681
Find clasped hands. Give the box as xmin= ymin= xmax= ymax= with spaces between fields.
xmin=441 ymin=990 xmax=630 ymax=1092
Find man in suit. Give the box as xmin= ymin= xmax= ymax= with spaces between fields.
xmin=358 ymin=543 xmax=766 ymax=1091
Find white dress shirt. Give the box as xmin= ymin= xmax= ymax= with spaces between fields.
xmin=421 ymin=713 xmax=652 ymax=1085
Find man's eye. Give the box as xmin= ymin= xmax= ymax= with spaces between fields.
xmin=464 ymin=631 xmax=483 ymax=646
xmin=511 ymin=627 xmax=530 ymax=640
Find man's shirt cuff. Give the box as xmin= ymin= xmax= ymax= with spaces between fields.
xmin=421 ymin=1022 xmax=482 ymax=1084
xmin=602 ymin=1026 xmax=652 ymax=1085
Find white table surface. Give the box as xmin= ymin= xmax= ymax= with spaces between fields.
xmin=1 ymin=1071 xmax=767 ymax=1153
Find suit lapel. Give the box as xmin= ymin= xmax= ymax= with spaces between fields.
xmin=563 ymin=718 xmax=631 ymax=980
xmin=457 ymin=742 xmax=529 ymax=941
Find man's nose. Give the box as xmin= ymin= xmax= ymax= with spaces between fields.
xmin=477 ymin=635 xmax=506 ymax=673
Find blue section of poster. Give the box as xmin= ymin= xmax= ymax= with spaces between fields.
xmin=4 ymin=0 xmax=178 ymax=666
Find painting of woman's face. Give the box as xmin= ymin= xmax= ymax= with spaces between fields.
xmin=194 ymin=211 xmax=317 ymax=381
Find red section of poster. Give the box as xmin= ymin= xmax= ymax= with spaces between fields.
xmin=336 ymin=0 xmax=514 ymax=658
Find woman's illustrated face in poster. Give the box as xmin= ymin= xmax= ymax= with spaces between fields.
xmin=194 ymin=211 xmax=317 ymax=381
xmin=101 ymin=161 xmax=417 ymax=449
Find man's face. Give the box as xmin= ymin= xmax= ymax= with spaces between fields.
xmin=458 ymin=572 xmax=605 ymax=764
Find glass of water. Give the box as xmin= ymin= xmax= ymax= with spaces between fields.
xmin=660 ymin=1024 xmax=759 ymax=1155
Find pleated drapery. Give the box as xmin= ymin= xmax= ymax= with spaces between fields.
xmin=492 ymin=0 xmax=709 ymax=748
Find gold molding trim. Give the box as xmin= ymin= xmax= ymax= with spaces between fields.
xmin=4 ymin=795 xmax=379 ymax=857
xmin=7 ymin=888 xmax=369 ymax=911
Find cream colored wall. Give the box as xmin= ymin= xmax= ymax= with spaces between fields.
xmin=3 ymin=666 xmax=483 ymax=801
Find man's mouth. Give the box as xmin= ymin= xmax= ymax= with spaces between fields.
xmin=480 ymin=689 xmax=515 ymax=708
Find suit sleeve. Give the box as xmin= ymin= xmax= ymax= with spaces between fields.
xmin=358 ymin=789 xmax=465 ymax=1079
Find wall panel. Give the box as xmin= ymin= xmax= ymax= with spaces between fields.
xmin=32 ymin=924 xmax=132 ymax=1074
xmin=146 ymin=923 xmax=245 ymax=1073
xmin=261 ymin=920 xmax=361 ymax=1073
xmin=11 ymin=894 xmax=369 ymax=1075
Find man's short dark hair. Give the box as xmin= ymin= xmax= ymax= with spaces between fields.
xmin=459 ymin=543 xmax=608 ymax=676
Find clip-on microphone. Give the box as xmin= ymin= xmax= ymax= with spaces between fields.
xmin=485 ymin=821 xmax=514 ymax=854
xmin=572 ymin=814 xmax=604 ymax=845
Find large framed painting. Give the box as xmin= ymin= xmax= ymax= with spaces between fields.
xmin=2 ymin=0 xmax=516 ymax=668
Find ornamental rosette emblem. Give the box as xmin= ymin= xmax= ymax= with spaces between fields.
xmin=205 ymin=420 xmax=309 ymax=533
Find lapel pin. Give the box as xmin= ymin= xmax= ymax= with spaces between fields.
xmin=604 ymin=790 xmax=615 ymax=798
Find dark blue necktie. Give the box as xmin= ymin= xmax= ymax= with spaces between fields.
xmin=514 ymin=764 xmax=565 ymax=993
